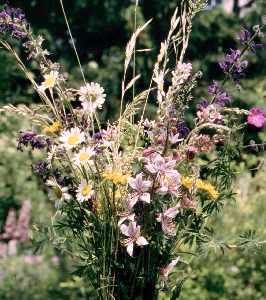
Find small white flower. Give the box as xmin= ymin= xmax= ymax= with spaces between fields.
xmin=46 ymin=178 xmax=71 ymax=202
xmin=72 ymin=147 xmax=95 ymax=167
xmin=76 ymin=180 xmax=94 ymax=203
xmin=78 ymin=82 xmax=106 ymax=113
xmin=59 ymin=127 xmax=85 ymax=150
xmin=39 ymin=70 xmax=59 ymax=91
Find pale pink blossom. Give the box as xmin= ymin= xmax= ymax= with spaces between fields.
xmin=118 ymin=212 xmax=135 ymax=226
xmin=120 ymin=221 xmax=148 ymax=256
xmin=160 ymin=257 xmax=180 ymax=282
xmin=157 ymin=171 xmax=181 ymax=196
xmin=197 ymin=105 xmax=223 ymax=124
xmin=145 ymin=154 xmax=176 ymax=177
xmin=156 ymin=205 xmax=179 ymax=236
xmin=127 ymin=173 xmax=152 ymax=209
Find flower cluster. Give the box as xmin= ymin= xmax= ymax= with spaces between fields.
xmin=0 ymin=5 xmax=27 ymax=39
xmin=1 ymin=3 xmax=265 ymax=299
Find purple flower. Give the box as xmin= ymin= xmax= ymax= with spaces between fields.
xmin=156 ymin=205 xmax=179 ymax=236
xmin=32 ymin=160 xmax=50 ymax=178
xmin=127 ymin=173 xmax=152 ymax=209
xmin=247 ymin=107 xmax=265 ymax=129
xmin=120 ymin=221 xmax=148 ymax=256
xmin=237 ymin=28 xmax=263 ymax=52
xmin=197 ymin=99 xmax=209 ymax=111
xmin=176 ymin=121 xmax=190 ymax=139
xmin=17 ymin=131 xmax=50 ymax=151
xmin=0 ymin=5 xmax=27 ymax=39
xmin=208 ymin=81 xmax=231 ymax=107
xmin=219 ymin=49 xmax=248 ymax=82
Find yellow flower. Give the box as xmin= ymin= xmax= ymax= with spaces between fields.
xmin=103 ymin=170 xmax=129 ymax=185
xmin=196 ymin=179 xmax=219 ymax=200
xmin=181 ymin=176 xmax=219 ymax=200
xmin=43 ymin=121 xmax=62 ymax=135
xmin=181 ymin=176 xmax=194 ymax=189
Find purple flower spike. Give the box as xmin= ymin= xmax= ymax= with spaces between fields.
xmin=17 ymin=131 xmax=50 ymax=151
xmin=0 ymin=5 xmax=27 ymax=39
xmin=247 ymin=107 xmax=265 ymax=129
xmin=237 ymin=28 xmax=263 ymax=53
xmin=219 ymin=49 xmax=248 ymax=82
xmin=208 ymin=81 xmax=231 ymax=107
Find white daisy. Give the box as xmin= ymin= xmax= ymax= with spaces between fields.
xmin=46 ymin=178 xmax=71 ymax=202
xmin=76 ymin=180 xmax=94 ymax=203
xmin=78 ymin=82 xmax=106 ymax=113
xmin=39 ymin=70 xmax=59 ymax=91
xmin=59 ymin=127 xmax=85 ymax=150
xmin=73 ymin=147 xmax=95 ymax=167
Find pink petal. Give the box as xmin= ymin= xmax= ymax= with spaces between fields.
xmin=165 ymin=206 xmax=179 ymax=218
xmin=140 ymin=193 xmax=150 ymax=203
xmin=136 ymin=236 xmax=149 ymax=246
xmin=120 ymin=224 xmax=130 ymax=237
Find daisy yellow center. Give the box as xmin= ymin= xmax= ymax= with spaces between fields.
xmin=44 ymin=75 xmax=56 ymax=88
xmin=88 ymin=93 xmax=97 ymax=102
xmin=67 ymin=135 xmax=80 ymax=145
xmin=81 ymin=185 xmax=91 ymax=197
xmin=79 ymin=152 xmax=90 ymax=162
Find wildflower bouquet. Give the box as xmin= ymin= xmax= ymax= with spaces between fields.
xmin=0 ymin=1 xmax=265 ymax=299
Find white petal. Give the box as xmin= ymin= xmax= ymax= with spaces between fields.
xmin=136 ymin=236 xmax=149 ymax=246
xmin=126 ymin=242 xmax=134 ymax=257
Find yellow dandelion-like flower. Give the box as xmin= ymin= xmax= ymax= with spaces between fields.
xmin=181 ymin=176 xmax=219 ymax=200
xmin=181 ymin=176 xmax=194 ymax=189
xmin=103 ymin=170 xmax=129 ymax=185
xmin=196 ymin=179 xmax=219 ymax=200
xmin=43 ymin=121 xmax=62 ymax=135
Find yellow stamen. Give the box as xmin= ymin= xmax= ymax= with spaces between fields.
xmin=67 ymin=135 xmax=80 ymax=145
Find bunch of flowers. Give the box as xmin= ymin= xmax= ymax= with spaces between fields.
xmin=0 ymin=1 xmax=265 ymax=299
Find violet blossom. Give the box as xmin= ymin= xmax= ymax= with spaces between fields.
xmin=237 ymin=28 xmax=263 ymax=52
xmin=219 ymin=49 xmax=248 ymax=82
xmin=120 ymin=221 xmax=148 ymax=256
xmin=0 ymin=5 xmax=28 ymax=39
xmin=17 ymin=131 xmax=50 ymax=151
xmin=127 ymin=173 xmax=152 ymax=209
xmin=208 ymin=81 xmax=231 ymax=107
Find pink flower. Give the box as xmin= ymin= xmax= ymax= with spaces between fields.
xmin=120 ymin=221 xmax=148 ymax=256
xmin=247 ymin=107 xmax=265 ymax=129
xmin=145 ymin=154 xmax=176 ymax=177
xmin=156 ymin=205 xmax=179 ymax=236
xmin=160 ymin=257 xmax=180 ymax=282
xmin=157 ymin=171 xmax=181 ymax=196
xmin=197 ymin=105 xmax=223 ymax=124
xmin=180 ymin=195 xmax=196 ymax=209
xmin=118 ymin=212 xmax=135 ymax=226
xmin=127 ymin=173 xmax=152 ymax=209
